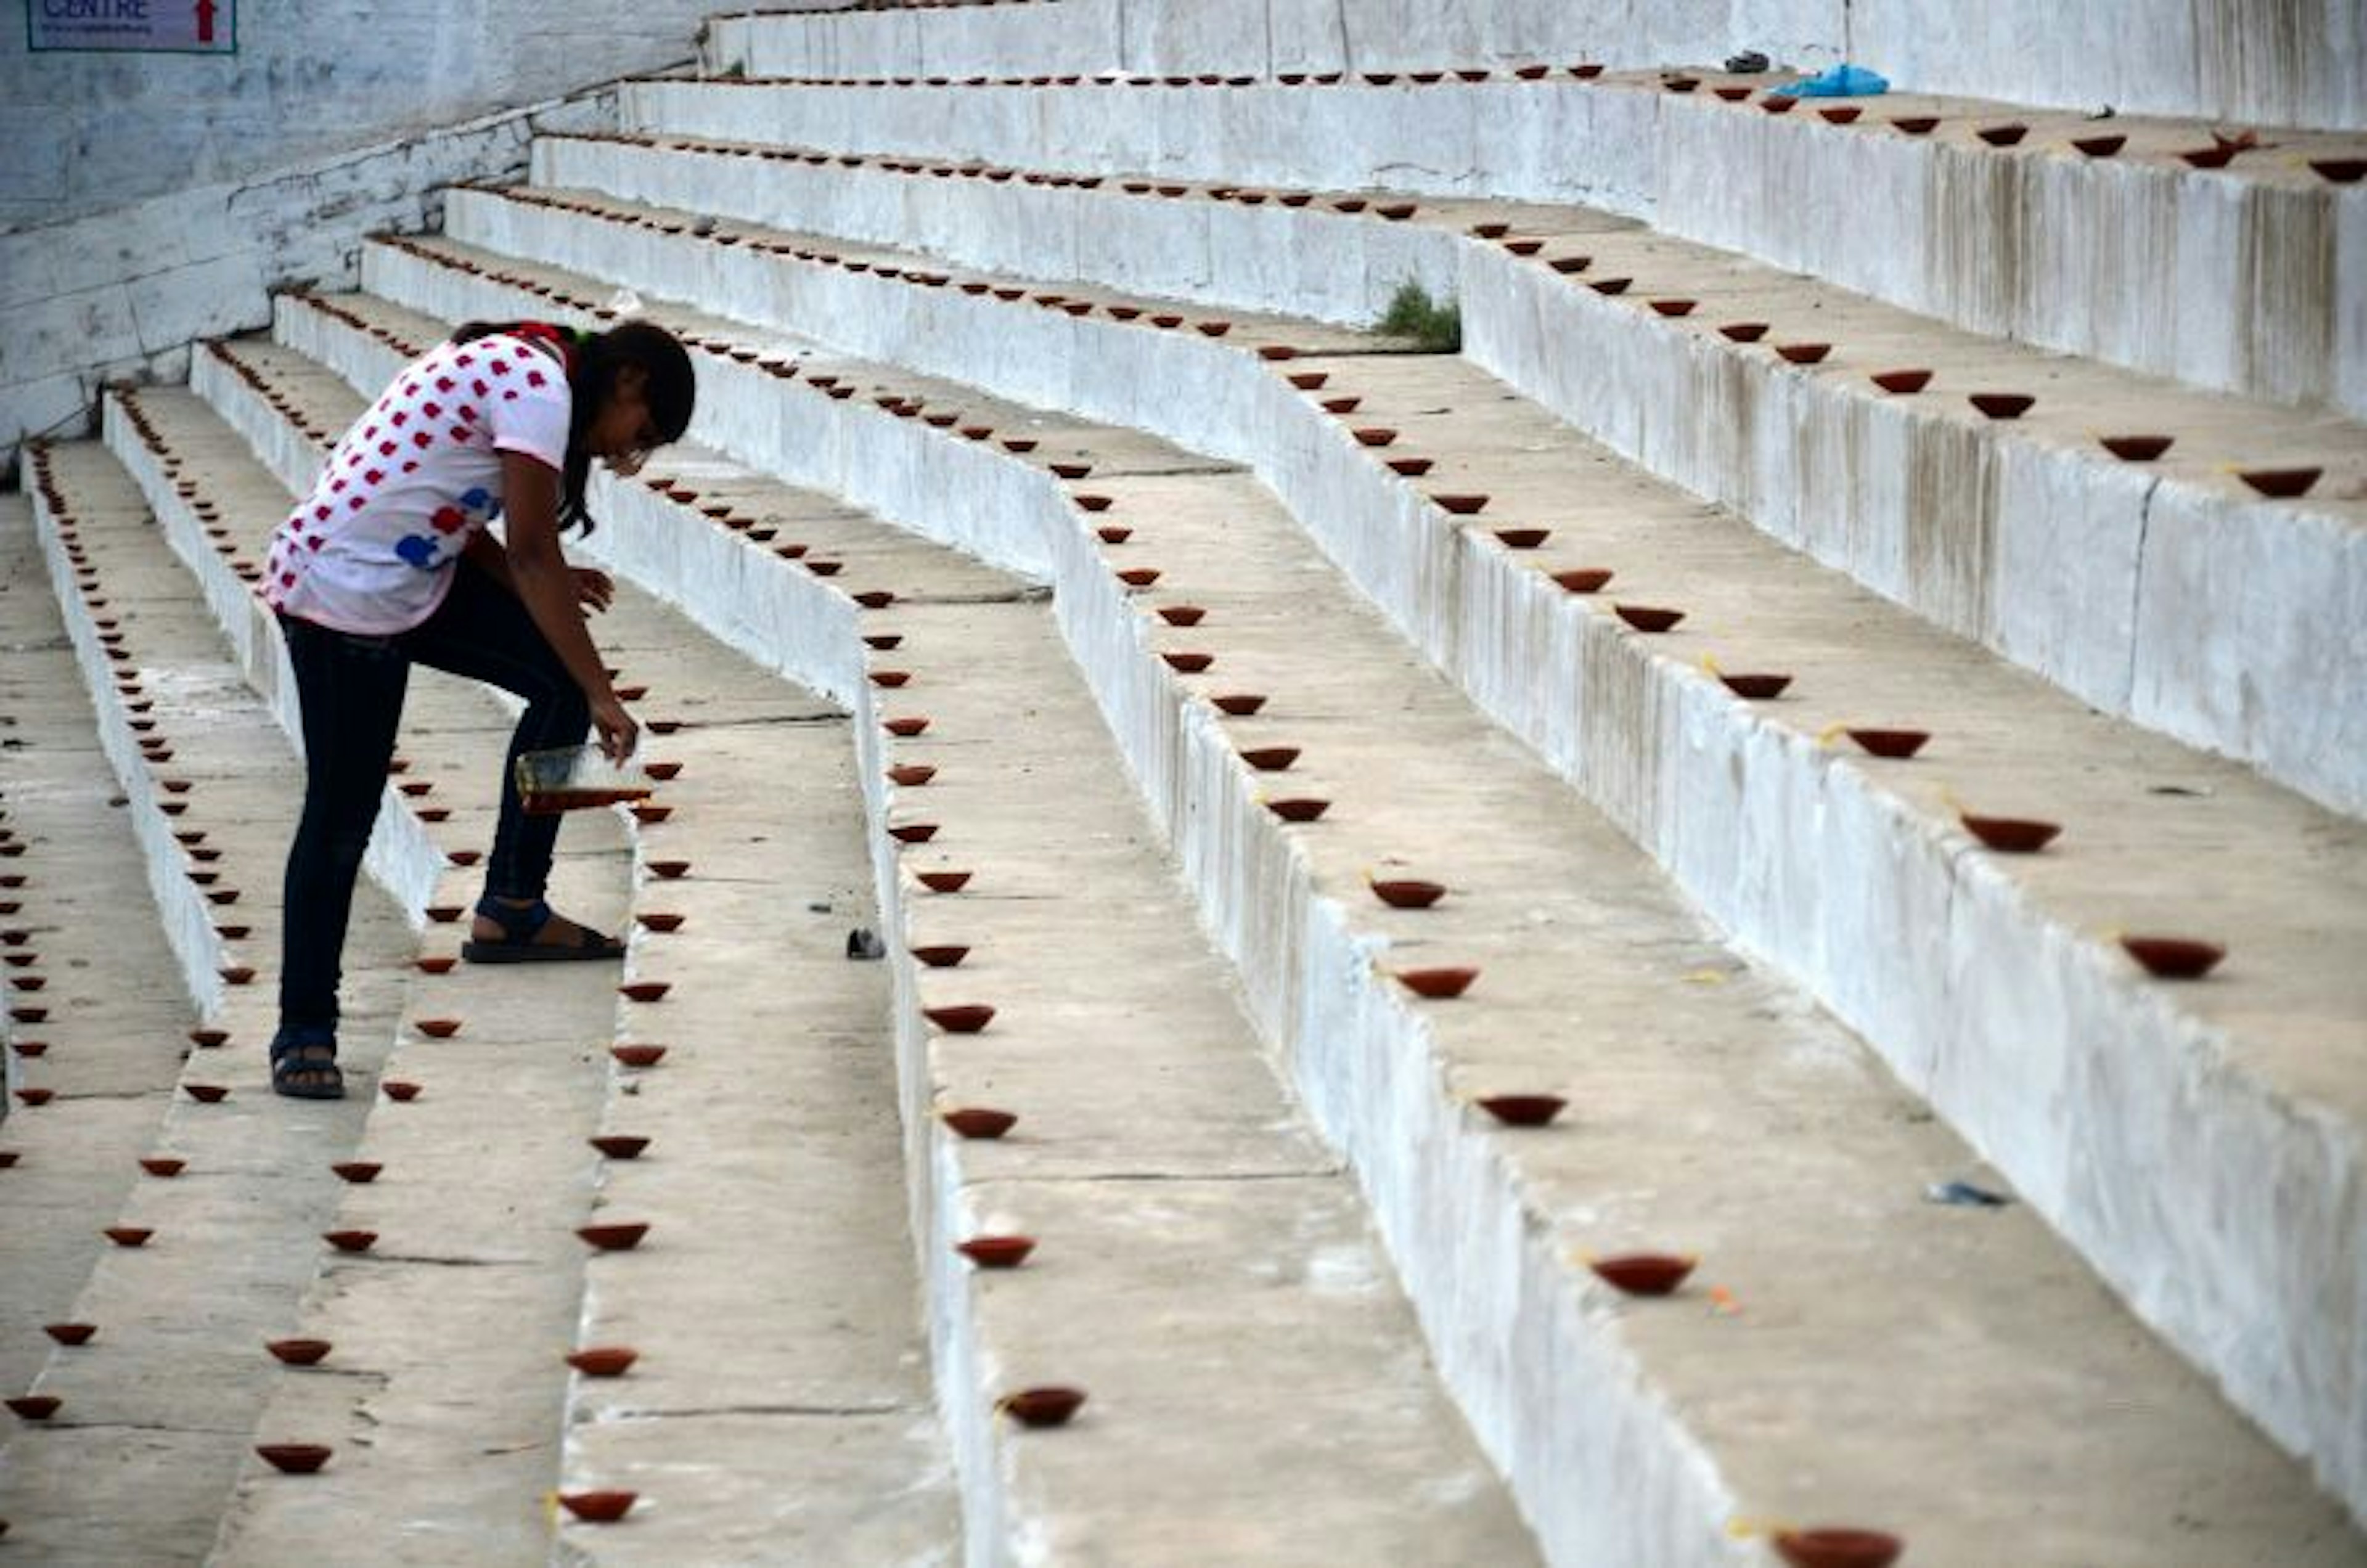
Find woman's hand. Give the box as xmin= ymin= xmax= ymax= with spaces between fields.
xmin=591 ymin=691 xmax=639 ymax=764
xmin=572 ymin=567 xmax=616 ymax=614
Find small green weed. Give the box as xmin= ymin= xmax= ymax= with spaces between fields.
xmin=1376 ymin=280 xmax=1461 ymax=352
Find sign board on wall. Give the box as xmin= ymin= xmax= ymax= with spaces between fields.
xmin=29 ymin=0 xmax=235 ymax=54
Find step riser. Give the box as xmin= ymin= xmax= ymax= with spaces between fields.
xmin=357 ymin=240 xmax=2367 ymax=1521
xmin=534 ymin=135 xmax=1457 ymax=329
xmin=713 ymin=1 xmax=2367 ymax=131
xmin=623 ymin=80 xmax=2366 ymax=415
xmin=495 ymin=166 xmax=2365 ymax=817
xmin=25 ymin=485 xmax=224 ymax=1017
xmin=97 ymin=399 xmax=449 ymax=922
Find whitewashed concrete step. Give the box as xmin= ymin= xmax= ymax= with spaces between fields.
xmin=348 ymin=228 xmax=2367 ymax=1521
xmin=259 ymin=299 xmax=1545 ymax=1566
xmin=0 ymin=497 xmax=200 ymax=1418
xmin=186 ymin=343 xmax=963 ymax=1562
xmin=281 ymin=287 xmax=2366 ymax=1558
xmin=445 ymin=179 xmax=2367 ymax=817
xmin=705 ymin=1 xmax=2367 ymax=132
xmin=623 ymin=73 xmax=2367 ymax=414
xmin=0 ymin=441 xmax=417 ymax=1565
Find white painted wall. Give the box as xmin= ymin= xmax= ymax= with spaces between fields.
xmin=0 ymin=0 xmax=711 ymax=227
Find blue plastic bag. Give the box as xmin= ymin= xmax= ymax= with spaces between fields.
xmin=1770 ymin=62 xmax=1890 ymax=98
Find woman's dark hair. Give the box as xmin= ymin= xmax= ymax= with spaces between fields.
xmin=450 ymin=319 xmax=696 ymax=533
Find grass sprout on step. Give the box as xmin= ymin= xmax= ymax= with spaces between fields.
xmin=1378 ymin=281 xmax=1462 ymax=353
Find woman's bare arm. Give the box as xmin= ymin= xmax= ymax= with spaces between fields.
xmin=496 ymin=451 xmax=637 ymax=761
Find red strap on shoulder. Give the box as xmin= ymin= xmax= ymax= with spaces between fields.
xmin=509 ymin=321 xmax=579 ymax=375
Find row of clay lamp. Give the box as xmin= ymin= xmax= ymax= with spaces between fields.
xmin=382 ymin=208 xmax=2244 ymax=991
xmin=390 ymin=208 xmax=2260 ymax=987
xmin=482 ymin=176 xmax=2335 ymax=503
xmin=6 ymin=443 xmax=266 ymax=1441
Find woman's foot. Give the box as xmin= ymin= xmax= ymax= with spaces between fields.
xmin=461 ymin=895 xmax=625 ymax=963
xmin=270 ymin=1026 xmax=345 ymax=1100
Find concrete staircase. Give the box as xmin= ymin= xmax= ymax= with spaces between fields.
xmin=4 ymin=6 xmax=2362 ymax=1565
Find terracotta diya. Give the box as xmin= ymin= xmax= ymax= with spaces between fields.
xmin=267 ymin=1338 xmax=332 ymax=1366
xmin=958 ymin=1235 xmax=1036 ymax=1268
xmin=589 ymin=1135 xmax=650 ymax=1159
xmin=941 ymin=1106 xmax=1017 ymax=1140
xmin=1395 ymin=966 xmax=1479 ymax=999
xmin=1589 ymin=1252 xmax=1696 ymax=1296
xmin=999 ymin=1386 xmax=1087 ymax=1427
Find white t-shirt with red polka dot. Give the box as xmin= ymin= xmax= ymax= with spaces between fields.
xmin=264 ymin=333 xmax=571 ymax=635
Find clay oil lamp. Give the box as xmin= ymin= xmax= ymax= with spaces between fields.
xmin=1395 ymin=966 xmax=1479 ymax=999
xmin=1116 ymin=567 xmax=1162 ymax=588
xmin=106 ymin=1226 xmax=153 ymax=1247
xmin=1844 ymin=728 xmax=1929 ymax=759
xmin=918 ymin=871 xmax=973 ymax=893
xmin=890 ymin=821 xmax=941 ymax=844
xmin=1494 ymin=528 xmax=1551 ymax=550
xmin=218 ymin=965 xmax=255 ymax=986
xmin=1370 ymin=878 xmax=1445 ymax=909
xmin=1388 ymin=457 xmax=1436 ymax=476
xmin=448 ymin=851 xmax=482 ymax=868
xmin=1819 ymin=106 xmax=1862 ymax=125
xmin=559 ymin=1490 xmax=638 ymax=1524
xmin=1772 ymin=1527 xmax=1904 ymax=1568
xmin=1240 ymin=746 xmax=1299 ymax=772
xmin=1478 ymin=1094 xmax=1566 ymax=1127
xmin=251 ymin=1443 xmax=332 ymax=1477
xmin=888 ymin=764 xmax=938 ymax=787
xmin=577 ymin=1222 xmax=650 ymax=1252
xmin=1352 ymin=427 xmax=1399 ymax=447
xmin=1050 ymin=461 xmax=1093 ymax=480
xmin=959 ymin=1235 xmax=1036 ymax=1268
xmin=1719 ymin=672 xmax=1792 ymax=700
xmin=1891 ymin=115 xmax=1939 ymax=135
xmin=1976 ymin=121 xmax=2029 ymax=147
xmin=1760 ymin=92 xmax=1799 ymax=113
xmin=1776 ymin=341 xmax=1831 ymax=365
xmin=1714 ymin=85 xmax=1751 ymax=102
xmin=1431 ymin=493 xmax=1490 ymax=515
xmin=2099 ymin=434 xmax=2173 ymax=461
xmin=999 ymin=1386 xmax=1087 ymax=1427
xmin=2120 ymin=935 xmax=2225 ymax=980
xmin=926 ymin=1003 xmax=996 ymax=1034
xmin=648 ymin=859 xmax=691 ymax=880
xmin=1553 ymin=568 xmax=1615 ymax=594
xmin=414 ymin=1018 xmax=463 ymax=1039
xmin=1587 ymin=277 xmax=1632 ymax=296
xmin=2236 ymin=467 xmax=2320 ymax=499
xmin=9 ymin=1396 xmax=62 ymax=1421
xmin=2179 ymin=144 xmax=2236 ymax=168
xmin=1588 ymin=1252 xmax=1696 ymax=1296
xmin=618 ymin=981 xmax=671 ymax=1003
xmin=913 ymin=945 xmax=970 ymax=968
xmin=1158 ymin=605 xmax=1206 ymax=627
xmin=1870 ymin=368 xmax=1931 ymax=394
xmin=417 ymin=956 xmax=457 ymax=979
xmin=1098 ymin=526 xmax=1134 ymax=544
xmin=43 ymin=1323 xmax=96 ymax=1347
xmin=1321 ymin=396 xmax=1362 ymax=414
xmin=425 ymin=904 xmax=464 ymax=923
xmin=1515 ymin=64 xmax=1550 ymax=80
xmin=942 ymin=1106 xmax=1016 ymax=1140
xmin=9 ymin=1040 xmax=43 ymax=1058
xmin=1213 ymin=693 xmax=1268 ymax=716
xmin=885 ymin=716 xmax=931 ymax=738
xmin=0 ymin=1151 xmax=20 ymax=1168
xmin=13 ymin=1089 xmax=51 ymax=1108
xmin=141 ymin=1156 xmax=186 ymax=1178
xmin=266 ymin=1338 xmax=332 ymax=1366
xmin=1288 ymin=372 xmax=1330 ymax=391
xmin=185 ymin=1083 xmax=229 ymax=1103
xmin=566 ymin=1346 xmax=639 ymax=1377
xmin=1163 ymin=651 xmax=1215 ymax=674
xmin=2073 ymin=133 xmax=2127 ymax=157
xmin=2310 ymin=157 xmax=2367 ymax=184
xmin=1970 ymin=392 xmax=2035 ymax=420
xmin=865 ymin=634 xmax=905 ymax=651
xmin=629 ymin=804 xmax=670 ymax=825
xmin=1614 ymin=604 xmax=1685 ymax=632
xmin=1956 ymin=812 xmax=2059 ymax=853
xmin=382 ymin=1080 xmax=422 ymax=1103
xmin=1267 ymin=798 xmax=1330 ymax=822
xmin=322 ymin=1230 xmax=377 ymax=1253
xmin=1650 ymin=298 xmax=1696 ymax=317
xmin=1719 ymin=322 xmax=1770 ymax=343
xmin=589 ymin=1134 xmax=649 ymax=1160
xmin=330 ymin=1161 xmax=383 ymax=1185
xmin=1074 ymin=494 xmax=1115 ymax=513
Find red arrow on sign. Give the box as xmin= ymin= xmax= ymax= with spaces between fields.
xmin=195 ymin=0 xmax=218 ymax=43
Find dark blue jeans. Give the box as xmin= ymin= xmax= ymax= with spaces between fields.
xmin=277 ymin=560 xmax=589 ymax=1032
